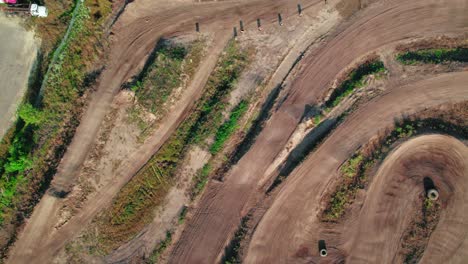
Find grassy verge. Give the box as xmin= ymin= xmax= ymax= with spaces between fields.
xmin=396 ymin=48 xmax=468 ymax=65
xmin=322 ymin=103 xmax=468 ymax=221
xmin=132 ymin=40 xmax=205 ymax=115
xmin=0 ymin=0 xmax=113 ymax=255
xmin=325 ymin=59 xmax=385 ymax=109
xmin=94 ymin=40 xmax=251 ymax=253
xmin=210 ymin=100 xmax=249 ymax=154
xmin=322 ymin=153 xmax=370 ymax=220
xmin=191 ymin=163 xmax=212 ymax=199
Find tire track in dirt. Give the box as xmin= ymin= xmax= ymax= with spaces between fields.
xmin=169 ymin=0 xmax=468 ymax=262
xmin=345 ymin=135 xmax=468 ymax=263
xmin=245 ymin=72 xmax=468 ymax=263
xmin=7 ymin=0 xmax=320 ymax=263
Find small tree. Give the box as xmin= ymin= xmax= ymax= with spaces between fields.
xmin=18 ymin=103 xmax=43 ymax=125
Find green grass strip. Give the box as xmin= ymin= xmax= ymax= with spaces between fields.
xmin=210 ymin=100 xmax=248 ymax=154
xmin=326 ymin=60 xmax=385 ymax=108
xmin=396 ymin=48 xmax=468 ymax=65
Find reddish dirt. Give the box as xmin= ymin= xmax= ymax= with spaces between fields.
xmin=245 ymin=72 xmax=468 ymax=263
xmin=168 ymin=0 xmax=468 ymax=263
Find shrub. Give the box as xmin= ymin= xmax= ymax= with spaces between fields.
xmin=210 ymin=100 xmax=248 ymax=154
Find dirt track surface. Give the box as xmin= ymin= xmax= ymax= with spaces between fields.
xmin=169 ymin=0 xmax=468 ymax=262
xmin=346 ymin=135 xmax=468 ymax=263
xmin=245 ymin=72 xmax=468 ymax=263
xmin=7 ymin=0 xmax=321 ymax=263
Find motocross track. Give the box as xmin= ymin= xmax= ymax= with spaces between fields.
xmin=245 ymin=72 xmax=468 ymax=263
xmin=6 ymin=0 xmax=322 ymax=263
xmin=169 ymin=0 xmax=468 ymax=263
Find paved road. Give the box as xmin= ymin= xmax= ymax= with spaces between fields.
xmin=0 ymin=14 xmax=38 ymax=138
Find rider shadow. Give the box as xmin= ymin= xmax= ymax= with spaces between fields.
xmin=423 ymin=177 xmax=436 ymax=194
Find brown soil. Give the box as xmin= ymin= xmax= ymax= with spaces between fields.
xmin=8 ymin=0 xmax=323 ymax=262
xmin=169 ymin=0 xmax=468 ymax=262
xmin=6 ymin=0 xmax=468 ymax=263
xmin=245 ymin=73 xmax=468 ymax=263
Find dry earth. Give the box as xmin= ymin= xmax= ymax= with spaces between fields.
xmin=7 ymin=0 xmax=326 ymax=263
xmin=169 ymin=0 xmax=468 ymax=263
xmin=4 ymin=0 xmax=468 ymax=263
xmin=246 ymin=72 xmax=468 ymax=263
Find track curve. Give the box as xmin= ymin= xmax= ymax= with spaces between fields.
xmin=170 ymin=0 xmax=468 ymax=262
xmin=346 ymin=134 xmax=468 ymax=263
xmin=245 ymin=72 xmax=468 ymax=263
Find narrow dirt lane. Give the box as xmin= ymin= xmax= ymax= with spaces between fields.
xmin=245 ymin=72 xmax=468 ymax=263
xmin=169 ymin=0 xmax=468 ymax=262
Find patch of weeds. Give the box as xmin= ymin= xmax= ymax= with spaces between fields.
xmin=96 ymin=40 xmax=251 ymax=252
xmin=222 ymin=215 xmax=250 ymax=264
xmin=0 ymin=0 xmax=115 ymax=257
xmin=400 ymin=197 xmax=441 ymax=263
xmin=313 ymin=114 xmax=323 ymax=125
xmin=126 ymin=106 xmax=150 ymax=132
xmin=128 ymin=39 xmax=205 ymax=134
xmin=134 ymin=43 xmax=187 ymax=114
xmin=325 ymin=60 xmax=385 ymax=109
xmin=341 ymin=154 xmax=364 ymax=178
xmin=210 ymin=100 xmax=249 ymax=154
xmin=323 ymin=153 xmax=368 ymax=221
xmin=191 ymin=164 xmax=212 ymax=199
xmin=396 ymin=48 xmax=468 ymax=65
xmin=146 ymin=231 xmax=173 ymax=264
xmin=188 ymin=40 xmax=251 ymax=145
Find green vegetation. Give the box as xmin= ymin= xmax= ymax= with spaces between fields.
xmin=147 ymin=231 xmax=173 ymax=264
xmin=96 ymin=40 xmax=251 ymax=252
xmin=189 ymin=41 xmax=250 ymax=144
xmin=0 ymin=0 xmax=113 ymax=252
xmin=397 ymin=48 xmax=468 ymax=65
xmin=18 ymin=104 xmax=45 ymax=125
xmin=191 ymin=164 xmax=212 ymax=199
xmin=178 ymin=206 xmax=188 ymax=224
xmin=210 ymin=100 xmax=249 ymax=154
xmin=136 ymin=44 xmax=187 ymax=113
xmin=128 ymin=40 xmax=204 ymax=135
xmin=323 ymin=154 xmax=369 ymax=220
xmin=341 ymin=154 xmax=364 ymax=178
xmin=133 ymin=43 xmax=189 ymax=113
xmin=313 ymin=114 xmax=322 ymax=125
xmin=325 ymin=60 xmax=385 ymax=109
xmin=401 ymin=197 xmax=441 ymax=263
xmin=223 ymin=216 xmax=249 ymax=264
